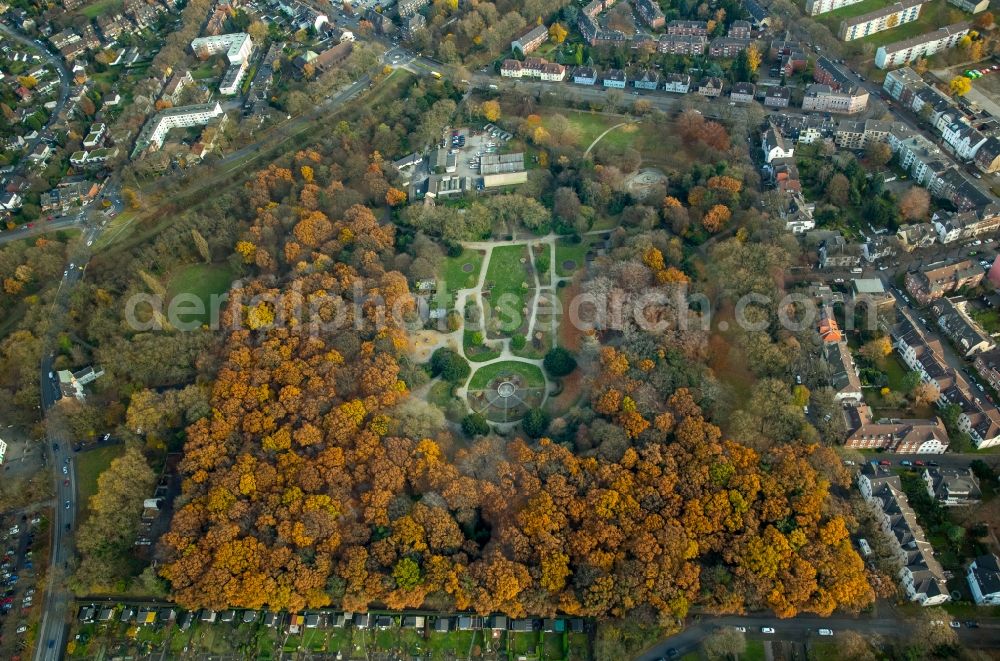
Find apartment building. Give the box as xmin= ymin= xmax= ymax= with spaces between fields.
xmin=667 ymin=19 xmax=708 ymax=36
xmin=857 ymin=463 xmax=950 ymax=606
xmin=974 ymin=347 xmax=1000 ymax=390
xmin=728 ymin=20 xmax=752 ymax=39
xmin=931 ymin=207 xmax=1000 ymax=244
xmin=190 ymin=33 xmax=252 ymax=64
xmin=633 ymin=0 xmax=665 ymax=29
xmin=805 ymin=0 xmax=865 ymax=16
xmin=893 ymin=133 xmax=949 ymax=186
xmin=834 ymin=119 xmax=901 ymax=149
xmin=923 ymin=467 xmax=982 ymax=506
xmin=941 ymin=121 xmax=988 ymax=161
xmin=657 ymin=34 xmax=708 ymax=55
xmin=845 ymin=406 xmax=948 ymax=453
xmin=839 ymin=0 xmax=926 ymax=42
xmin=875 ymin=22 xmax=971 ymax=69
xmin=967 ymin=554 xmax=1000 ymax=606
xmin=949 ymin=0 xmax=990 ymax=12
xmin=511 ymin=24 xmax=548 ymax=55
xmin=931 ymin=297 xmax=996 ymax=357
xmin=633 ymin=70 xmax=660 ymax=90
xmin=801 ymin=83 xmax=869 ymax=114
xmin=131 ymin=102 xmax=225 ymax=158
xmin=708 ymin=37 xmax=751 ymax=58
xmin=906 ymin=259 xmax=985 ymax=304
xmin=975 ymin=137 xmax=1000 ymax=173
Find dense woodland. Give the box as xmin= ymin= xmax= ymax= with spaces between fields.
xmin=158 ymin=154 xmax=874 ymax=619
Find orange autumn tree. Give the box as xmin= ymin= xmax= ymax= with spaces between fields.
xmin=159 ymin=153 xmax=874 ymax=621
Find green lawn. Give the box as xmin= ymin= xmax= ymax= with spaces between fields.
xmin=555 ymin=237 xmax=592 ymax=277
xmin=464 ymin=329 xmax=502 ymax=362
xmin=469 ymin=361 xmax=545 ymax=390
xmin=191 ymin=62 xmax=217 ymax=80
xmin=483 ymin=244 xmax=532 ymax=337
xmin=856 ymin=1 xmax=967 ymax=47
xmin=542 ymin=110 xmax=642 ymax=151
xmin=743 ymin=639 xmax=766 ymax=661
xmin=440 ymin=248 xmax=484 ymax=292
xmin=79 ymin=0 xmax=123 ymax=18
xmin=166 ymin=263 xmax=235 ymax=327
xmin=76 ymin=444 xmax=125 ymax=515
xmin=971 ymin=307 xmax=1000 ymax=334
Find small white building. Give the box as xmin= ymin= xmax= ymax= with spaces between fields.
xmin=967 ymin=554 xmax=1000 ymax=605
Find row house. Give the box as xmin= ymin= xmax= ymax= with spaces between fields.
xmin=839 ymin=0 xmax=926 ymax=42
xmin=845 ymin=405 xmax=948 ymax=453
xmin=929 ymin=168 xmax=996 ymax=213
xmin=930 ymin=297 xmax=996 ymax=357
xmin=667 ymin=19 xmax=708 ymax=36
xmin=656 ymin=34 xmax=707 ymax=55
xmin=762 ymin=125 xmax=794 ymax=163
xmin=772 ymin=113 xmax=838 ymax=144
xmin=96 ymin=14 xmax=131 ymax=42
xmin=578 ymin=13 xmax=628 ymax=47
xmin=974 ymin=347 xmax=1000 ymax=391
xmin=943 ymin=382 xmax=1000 ymax=448
xmin=940 ymin=121 xmax=988 ymax=161
xmin=974 ymin=137 xmax=1000 ymax=173
xmin=708 ymin=37 xmax=751 ymax=58
xmin=801 ymin=83 xmax=868 ymax=114
xmin=931 ymin=207 xmax=1000 ymax=244
xmin=857 ymin=463 xmax=950 ymax=605
xmin=875 ymin=22 xmax=971 ymax=69
xmin=824 ymin=341 xmax=863 ymax=403
xmin=904 ymin=258 xmax=985 ymax=305
xmin=633 ymin=0 xmax=665 ymax=29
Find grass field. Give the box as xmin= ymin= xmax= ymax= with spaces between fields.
xmin=166 ymin=263 xmax=235 ymax=326
xmin=483 ymin=244 xmax=532 ymax=336
xmin=555 ymin=237 xmax=593 ymax=277
xmin=469 ymin=361 xmax=545 ymax=389
xmin=76 ymin=444 xmax=125 ymax=518
xmin=855 ymin=1 xmax=967 ymax=47
xmin=79 ymin=0 xmax=123 ymax=18
xmin=743 ymin=639 xmax=766 ymax=661
xmin=440 ymin=248 xmax=484 ymax=292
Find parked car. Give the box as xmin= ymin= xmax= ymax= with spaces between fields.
xmin=761 ymin=627 xmax=775 ymax=634
xmin=818 ymin=629 xmax=834 ymax=636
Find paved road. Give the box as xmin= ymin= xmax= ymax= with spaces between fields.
xmin=0 ymin=23 xmax=71 ymax=164
xmin=637 ymin=614 xmax=1000 ymax=660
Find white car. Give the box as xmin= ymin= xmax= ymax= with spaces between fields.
xmin=949 ymin=621 xmax=961 ymax=629
xmin=734 ymin=626 xmax=747 ymax=632
xmin=16 ymin=625 xmax=26 ymax=634
xmin=761 ymin=627 xmax=775 ymax=634
xmin=818 ymin=629 xmax=833 ymax=636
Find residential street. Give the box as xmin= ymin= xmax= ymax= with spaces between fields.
xmin=637 ymin=613 xmax=1000 ymax=660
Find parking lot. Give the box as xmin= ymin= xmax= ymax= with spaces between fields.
xmin=449 ymin=124 xmax=512 ymax=183
xmin=0 ymin=510 xmax=45 ymax=656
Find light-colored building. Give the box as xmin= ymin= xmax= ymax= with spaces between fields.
xmin=941 ymin=121 xmax=988 ymax=161
xmin=805 ymin=0 xmax=865 ymax=15
xmin=967 ymin=554 xmax=1000 ymax=605
xmin=857 ymin=463 xmax=950 ymax=606
xmin=875 ymin=22 xmax=971 ymax=69
xmin=511 ymin=24 xmax=548 ymax=55
xmin=763 ymin=126 xmax=793 ymax=163
xmin=948 ymin=0 xmax=990 ymax=13
xmin=845 ymin=407 xmax=949 ymax=454
xmin=662 ymin=73 xmax=691 ymax=94
xmin=839 ymin=0 xmax=926 ymax=41
xmin=480 ymin=153 xmax=527 ymax=188
xmin=801 ymin=83 xmax=868 ymax=114
xmin=190 ymin=33 xmax=252 ymax=64
xmin=923 ymin=467 xmax=981 ymax=506
xmin=131 ymin=102 xmax=225 ymax=158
